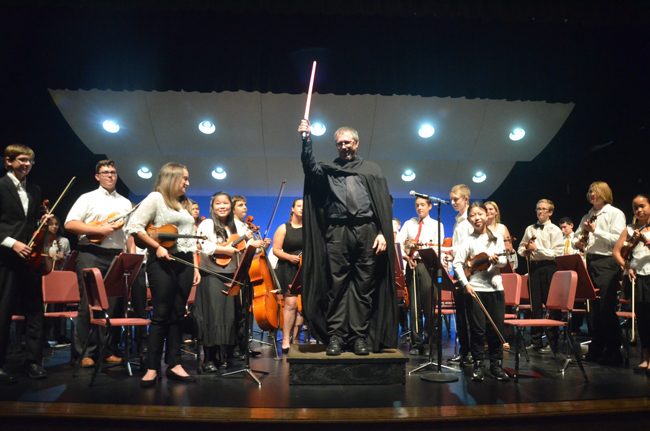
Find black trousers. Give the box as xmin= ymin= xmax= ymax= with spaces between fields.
xmin=325 ymin=222 xmax=377 ymax=343
xmin=0 ymin=256 xmax=43 ymax=367
xmin=467 ymin=290 xmax=505 ymax=362
xmin=406 ymin=261 xmax=433 ymax=346
xmin=145 ymin=252 xmax=193 ymax=371
xmin=636 ymin=275 xmax=650 ymax=351
xmin=453 ymin=288 xmax=471 ymax=356
xmin=529 ymin=260 xmax=557 ymax=346
xmin=73 ymin=249 xmax=123 ymax=359
xmin=587 ymin=254 xmax=622 ymax=357
xmin=130 ymin=265 xmax=148 ymax=353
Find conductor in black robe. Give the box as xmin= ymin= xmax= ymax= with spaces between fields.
xmin=298 ymin=120 xmax=397 ymax=356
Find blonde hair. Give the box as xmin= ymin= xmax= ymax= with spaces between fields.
xmin=484 ymin=200 xmax=501 ymax=224
xmin=587 ymin=181 xmax=613 ymax=204
xmin=154 ymin=162 xmax=191 ymax=212
xmin=450 ymin=184 xmax=471 ymax=199
xmin=537 ymin=198 xmax=555 ymax=213
xmin=4 ymin=144 xmax=34 ymax=170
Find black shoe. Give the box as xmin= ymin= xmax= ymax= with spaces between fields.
xmin=140 ymin=373 xmax=159 ymax=388
xmin=25 ymin=363 xmax=47 ymax=380
xmin=353 ymin=338 xmax=370 ymax=356
xmin=166 ymin=367 xmax=196 ymax=383
xmin=460 ymin=355 xmax=474 ymax=368
xmin=0 ymin=368 xmax=16 ymax=385
xmin=472 ymin=362 xmax=485 ymax=382
xmin=448 ymin=353 xmax=464 ymax=363
xmin=200 ymin=361 xmax=218 ymax=374
xmin=490 ymin=361 xmax=510 ymax=382
xmin=326 ymin=336 xmax=343 ymax=356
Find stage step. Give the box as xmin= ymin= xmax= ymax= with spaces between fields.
xmin=287 ymin=344 xmax=408 ymax=385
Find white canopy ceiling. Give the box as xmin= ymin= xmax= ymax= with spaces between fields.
xmin=49 ymin=89 xmax=574 ymax=199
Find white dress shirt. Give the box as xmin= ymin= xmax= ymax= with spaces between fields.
xmin=627 ymin=225 xmax=650 ymax=276
xmin=396 ymin=215 xmax=445 ymax=252
xmin=452 ymin=210 xmax=473 ymax=252
xmin=572 ymin=204 xmax=626 ymax=256
xmin=453 ymin=232 xmax=507 ymax=292
xmin=65 ymin=186 xmax=132 ymax=250
xmin=1 ymin=172 xmax=30 ymax=249
xmin=197 ymin=219 xmax=238 ymax=273
xmin=517 ymin=220 xmax=564 ymax=261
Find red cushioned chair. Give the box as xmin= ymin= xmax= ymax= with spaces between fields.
xmin=42 ymin=270 xmax=80 ymax=355
xmin=504 ymin=270 xmax=588 ymax=382
xmin=76 ymin=267 xmax=150 ymax=386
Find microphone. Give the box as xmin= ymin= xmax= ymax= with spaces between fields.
xmin=409 ymin=190 xmax=450 ymax=205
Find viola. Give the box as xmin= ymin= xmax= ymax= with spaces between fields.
xmin=577 ymin=214 xmax=599 ymax=250
xmin=86 ymin=205 xmax=140 ymax=244
xmin=620 ymin=224 xmax=650 ymax=263
xmin=246 ymin=216 xmax=284 ymax=331
xmin=463 ymin=250 xmax=515 ymax=278
xmin=144 ymin=223 xmax=207 ymax=249
xmin=212 ymin=233 xmax=248 ymax=267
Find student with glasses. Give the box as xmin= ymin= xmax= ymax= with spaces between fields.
xmin=65 ymin=159 xmax=135 ymax=368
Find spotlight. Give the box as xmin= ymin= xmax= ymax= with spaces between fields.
xmin=401 ymin=169 xmax=416 ymax=182
xmin=418 ymin=124 xmax=435 ymax=139
xmin=472 ymin=171 xmax=487 ymax=183
xmin=137 ymin=167 xmax=152 ymax=179
xmin=198 ymin=120 xmax=216 ymax=135
xmin=211 ymin=166 xmax=227 ymax=180
xmin=311 ymin=121 xmax=326 ymax=137
xmin=509 ymin=127 xmax=526 ymax=141
xmin=102 ymin=120 xmax=120 ymax=134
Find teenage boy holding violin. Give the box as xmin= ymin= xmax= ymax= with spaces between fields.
xmin=65 ymin=159 xmax=135 ymax=368
xmin=0 ymin=144 xmax=48 ymax=383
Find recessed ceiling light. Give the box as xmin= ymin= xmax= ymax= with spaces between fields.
xmin=311 ymin=121 xmax=326 ymax=136
xmin=472 ymin=170 xmax=487 ymax=183
xmin=509 ymin=127 xmax=526 ymax=141
xmin=211 ymin=166 xmax=227 ymax=180
xmin=137 ymin=166 xmax=152 ymax=179
xmin=198 ymin=120 xmax=216 ymax=135
xmin=418 ymin=124 xmax=435 ymax=139
xmin=102 ymin=120 xmax=120 ymax=133
xmin=401 ymin=169 xmax=416 ymax=182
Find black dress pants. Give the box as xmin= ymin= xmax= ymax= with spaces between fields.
xmin=468 ymin=290 xmax=505 ymax=362
xmin=587 ymin=254 xmax=622 ymax=358
xmin=325 ymin=222 xmax=377 ymax=343
xmin=529 ymin=260 xmax=557 ymax=347
xmin=146 ymin=252 xmax=193 ymax=371
xmin=406 ymin=261 xmax=433 ymax=346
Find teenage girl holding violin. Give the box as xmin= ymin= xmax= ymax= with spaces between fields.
xmin=125 ymin=162 xmax=200 ymax=387
xmin=45 ymin=215 xmax=71 ymax=271
xmin=484 ymin=201 xmax=518 ymax=271
xmin=613 ymin=194 xmax=650 ymax=374
xmin=272 ymin=198 xmax=304 ymax=353
xmin=194 ymin=192 xmax=241 ymax=372
xmin=452 ymin=201 xmax=509 ymax=383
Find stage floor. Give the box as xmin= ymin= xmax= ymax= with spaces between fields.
xmin=1 ymin=332 xmax=650 ymax=430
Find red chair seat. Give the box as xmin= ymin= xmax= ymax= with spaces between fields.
xmin=505 ymin=318 xmax=567 ymax=327
xmin=616 ymin=311 xmax=635 ymax=319
xmin=45 ymin=311 xmax=78 ymax=319
xmin=90 ymin=317 xmax=150 ymax=326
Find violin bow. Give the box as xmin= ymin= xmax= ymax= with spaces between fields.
xmin=468 ymin=289 xmax=510 ymax=349
xmin=169 ymin=255 xmax=243 ymax=286
xmin=28 ymin=176 xmax=76 ymax=247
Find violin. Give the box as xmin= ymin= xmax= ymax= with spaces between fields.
xmin=577 ymin=214 xmax=599 ymax=250
xmin=522 ymin=235 xmax=537 ymax=257
xmin=27 ymin=199 xmax=51 ymax=274
xmin=144 ymin=224 xmax=207 ymax=249
xmin=620 ymin=224 xmax=650 ymax=264
xmin=246 ymin=216 xmax=284 ymax=331
xmin=393 ymin=242 xmax=409 ymax=308
xmin=86 ymin=205 xmax=140 ymax=244
xmin=463 ymin=250 xmax=515 ymax=278
xmin=212 ymin=233 xmax=248 ymax=267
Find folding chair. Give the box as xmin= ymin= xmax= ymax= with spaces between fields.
xmin=76 ymin=268 xmax=150 ymax=386
xmin=504 ymin=270 xmax=588 ymax=382
xmin=42 ymin=270 xmax=80 ymax=358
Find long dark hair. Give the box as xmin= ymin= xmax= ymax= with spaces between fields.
xmin=209 ymin=192 xmax=237 ymax=241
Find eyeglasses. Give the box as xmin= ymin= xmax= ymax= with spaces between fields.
xmin=536 ymin=207 xmax=550 ymax=212
xmin=98 ymin=170 xmax=117 ymax=176
xmin=336 ymin=140 xmax=356 ymax=148
xmin=15 ymin=157 xmax=35 ymax=165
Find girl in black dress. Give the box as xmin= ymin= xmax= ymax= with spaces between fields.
xmin=272 ymin=199 xmax=304 ymax=353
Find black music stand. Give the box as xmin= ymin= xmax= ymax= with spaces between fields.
xmin=103 ymin=253 xmax=144 ymax=376
xmin=411 ymin=247 xmax=460 ymax=382
xmin=221 ymin=246 xmax=268 ymax=387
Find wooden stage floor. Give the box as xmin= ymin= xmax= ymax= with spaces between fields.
xmin=1 ymin=336 xmax=650 ymax=431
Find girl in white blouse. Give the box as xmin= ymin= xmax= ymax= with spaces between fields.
xmin=125 ymin=163 xmax=200 ymax=387
xmin=614 ymin=194 xmax=650 ymax=374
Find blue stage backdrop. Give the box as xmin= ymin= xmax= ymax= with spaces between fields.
xmin=129 ymin=194 xmax=458 ymax=243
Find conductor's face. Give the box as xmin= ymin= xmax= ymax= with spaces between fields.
xmin=335 ymin=131 xmax=359 ymax=161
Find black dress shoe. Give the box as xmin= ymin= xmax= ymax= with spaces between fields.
xmin=166 ymin=367 xmax=196 ymax=383
xmin=25 ymin=363 xmax=48 ymax=380
xmin=447 ymin=353 xmax=463 ymax=363
xmin=471 ymin=362 xmax=485 ymax=382
xmin=140 ymin=374 xmax=159 ymax=388
xmin=326 ymin=336 xmax=343 ymax=356
xmin=0 ymin=368 xmax=17 ymax=385
xmin=489 ymin=361 xmax=510 ymax=382
xmin=200 ymin=361 xmax=218 ymax=374
xmin=353 ymin=338 xmax=370 ymax=356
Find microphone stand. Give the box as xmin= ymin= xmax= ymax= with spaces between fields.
xmin=409 ymin=200 xmax=460 ymax=382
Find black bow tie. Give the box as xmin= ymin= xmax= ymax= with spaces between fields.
xmin=534 ymin=223 xmax=545 ymax=230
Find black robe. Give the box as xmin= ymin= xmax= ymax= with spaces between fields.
xmin=301 ymin=144 xmax=397 ymax=352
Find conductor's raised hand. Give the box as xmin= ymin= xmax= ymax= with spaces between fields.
xmin=298 ymin=119 xmax=311 ymax=137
